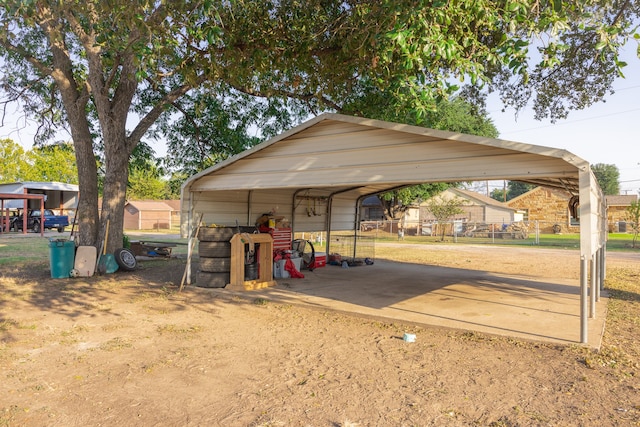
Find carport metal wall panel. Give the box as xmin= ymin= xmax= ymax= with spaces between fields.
xmin=250 ymin=190 xmax=296 ymax=226
xmin=328 ymin=196 xmax=358 ymax=232
xmin=191 ymin=151 xmax=578 ymax=192
xmin=292 ymin=189 xmax=333 ymax=233
xmin=193 ymin=190 xmax=251 ymax=227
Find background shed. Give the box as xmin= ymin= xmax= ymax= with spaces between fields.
xmin=124 ymin=200 xmax=174 ymax=230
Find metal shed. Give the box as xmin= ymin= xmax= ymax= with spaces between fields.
xmin=181 ymin=113 xmax=607 ymax=343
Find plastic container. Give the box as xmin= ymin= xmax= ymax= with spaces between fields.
xmin=49 ymin=239 xmax=76 ymax=279
xmin=314 ymin=252 xmax=327 ymax=268
xmin=403 ymin=333 xmax=416 ymax=343
xmin=274 ymin=257 xmax=302 ymax=278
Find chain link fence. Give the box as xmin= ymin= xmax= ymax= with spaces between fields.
xmin=356 ymin=219 xmax=600 ymax=245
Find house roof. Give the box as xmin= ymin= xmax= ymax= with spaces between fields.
xmin=163 ymin=200 xmax=181 ymax=211
xmin=126 ymin=200 xmax=173 ymax=211
xmin=449 ymin=188 xmax=514 ymax=210
xmin=505 ymin=186 xmax=572 ymax=205
xmin=605 ymin=194 xmax=638 ymax=206
xmin=0 ymin=181 xmax=79 ymax=192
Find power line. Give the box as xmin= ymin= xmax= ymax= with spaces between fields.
xmin=500 ymin=107 xmax=640 ymax=135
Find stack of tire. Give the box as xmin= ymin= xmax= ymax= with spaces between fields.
xmin=196 ymin=226 xmax=256 ymax=288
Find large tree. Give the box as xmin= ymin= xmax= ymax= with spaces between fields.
xmin=0 ymin=138 xmax=29 ymax=183
xmin=490 ymin=181 xmax=536 ymax=202
xmin=1 ymin=1 xmax=638 ymax=250
xmin=591 ymin=163 xmax=621 ymax=195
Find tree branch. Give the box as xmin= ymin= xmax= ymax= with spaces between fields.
xmin=127 ymin=76 xmax=205 ymax=149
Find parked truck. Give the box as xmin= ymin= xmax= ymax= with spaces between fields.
xmin=11 ymin=209 xmax=70 ymax=233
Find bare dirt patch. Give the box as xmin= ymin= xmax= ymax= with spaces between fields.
xmin=1 ymin=247 xmax=639 ymax=426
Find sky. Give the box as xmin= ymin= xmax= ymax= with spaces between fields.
xmin=2 ymin=47 xmax=639 ymax=196
xmin=486 ymin=44 xmax=640 ymax=196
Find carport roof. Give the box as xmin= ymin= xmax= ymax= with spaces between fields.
xmin=182 ymin=113 xmax=606 ymax=345
xmin=183 ymin=113 xmax=588 ymax=198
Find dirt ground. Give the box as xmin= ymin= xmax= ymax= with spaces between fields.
xmin=1 ymin=245 xmax=639 ymax=426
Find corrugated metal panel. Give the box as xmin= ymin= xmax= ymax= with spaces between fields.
xmin=182 ymin=113 xmax=594 ymax=236
xmin=191 ymin=153 xmax=576 ymax=192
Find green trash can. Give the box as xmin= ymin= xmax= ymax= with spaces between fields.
xmin=49 ymin=239 xmax=75 ymax=279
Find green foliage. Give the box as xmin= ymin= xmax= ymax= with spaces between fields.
xmin=0 ymin=138 xmax=29 ymax=183
xmin=379 ymin=184 xmax=451 ymax=220
xmin=490 ymin=181 xmax=536 ymax=202
xmin=426 ymin=195 xmax=465 ymax=241
xmin=26 ymin=143 xmax=78 ymax=183
xmin=0 ymin=139 xmax=77 ymax=183
xmin=127 ymin=162 xmax=170 ymax=200
xmin=626 ymin=201 xmax=640 ymax=248
xmin=591 ymin=163 xmax=620 ymax=195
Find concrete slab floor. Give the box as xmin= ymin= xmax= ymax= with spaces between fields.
xmin=225 ymin=257 xmax=607 ymax=349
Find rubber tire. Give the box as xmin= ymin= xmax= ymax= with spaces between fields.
xmin=32 ymin=222 xmax=40 ymax=233
xmin=195 ymin=271 xmax=229 ymax=288
xmin=57 ymin=227 xmax=64 ymax=233
xmin=198 ymin=227 xmax=234 ymax=242
xmin=199 ymin=257 xmax=231 ymax=273
xmin=114 ymin=248 xmax=137 ymax=271
xmin=198 ymin=242 xmax=232 ymax=258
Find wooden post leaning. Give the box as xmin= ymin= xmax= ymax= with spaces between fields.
xmin=228 ymin=233 xmax=276 ymax=291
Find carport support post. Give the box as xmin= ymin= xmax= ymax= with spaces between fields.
xmin=595 ymin=249 xmax=601 ymax=301
xmin=600 ymin=246 xmax=606 ymax=291
xmin=580 ymin=256 xmax=588 ymax=344
xmin=590 ymin=254 xmax=597 ymax=318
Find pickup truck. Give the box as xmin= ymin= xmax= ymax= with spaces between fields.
xmin=11 ymin=209 xmax=70 ymax=233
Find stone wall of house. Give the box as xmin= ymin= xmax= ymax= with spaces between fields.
xmin=608 ymin=206 xmax=630 ymax=232
xmin=507 ymin=188 xmax=579 ymax=233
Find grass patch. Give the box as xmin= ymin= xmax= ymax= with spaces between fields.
xmin=365 ymin=231 xmax=639 ymax=252
xmin=0 ymin=237 xmax=50 ymax=266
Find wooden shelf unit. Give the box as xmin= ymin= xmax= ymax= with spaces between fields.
xmin=228 ymin=233 xmax=276 ymax=291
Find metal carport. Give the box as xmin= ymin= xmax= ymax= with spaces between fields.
xmin=180 ymin=113 xmax=607 ymax=344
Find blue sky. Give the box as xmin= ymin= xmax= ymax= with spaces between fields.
xmin=487 ymin=44 xmax=640 ymax=195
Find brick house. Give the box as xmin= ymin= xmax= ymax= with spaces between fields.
xmin=508 ymin=188 xmax=638 ymax=233
xmin=506 ymin=187 xmax=578 ymax=234
xmin=606 ymin=195 xmax=638 ymax=232
xmin=421 ymin=188 xmax=516 ymax=223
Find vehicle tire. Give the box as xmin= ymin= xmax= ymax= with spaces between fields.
xmin=198 ymin=227 xmax=234 ymax=242
xmin=114 ymin=248 xmax=137 ymax=271
xmin=11 ymin=223 xmax=18 ymax=232
xmin=31 ymin=222 xmax=40 ymax=233
xmin=199 ymin=257 xmax=231 ymax=273
xmin=195 ymin=271 xmax=229 ymax=288
xmin=198 ymin=242 xmax=231 ymax=258
xmin=57 ymin=227 xmax=65 ymax=233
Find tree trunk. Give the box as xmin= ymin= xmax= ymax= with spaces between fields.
xmin=100 ymin=134 xmax=131 ymax=255
xmin=63 ymin=105 xmax=99 ymax=248
xmin=72 ymin=129 xmax=100 ymax=248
